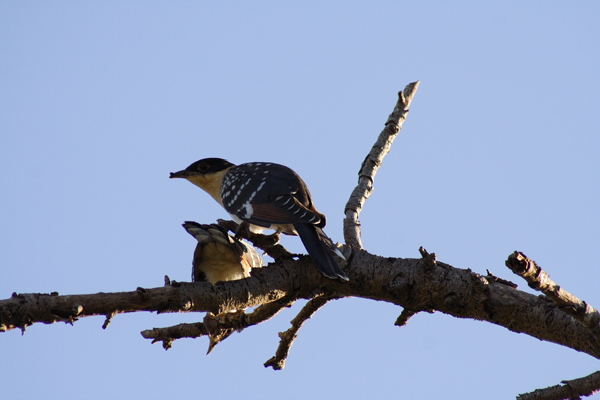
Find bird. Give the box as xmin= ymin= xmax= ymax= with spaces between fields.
xmin=170 ymin=158 xmax=349 ymax=281
xmin=182 ymin=221 xmax=263 ymax=284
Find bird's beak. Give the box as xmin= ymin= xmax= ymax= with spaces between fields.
xmin=170 ymin=170 xmax=191 ymax=179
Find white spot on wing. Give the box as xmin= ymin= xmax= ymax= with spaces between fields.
xmin=243 ymin=203 xmax=254 ymax=218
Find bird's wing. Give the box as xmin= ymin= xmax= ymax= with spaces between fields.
xmin=250 ymin=195 xmax=321 ymax=225
xmin=222 ymin=162 xmax=324 ymax=227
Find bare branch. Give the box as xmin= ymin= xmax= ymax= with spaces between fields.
xmin=264 ymin=295 xmax=337 ymax=370
xmin=343 ymin=81 xmax=420 ymax=248
xmin=141 ymin=322 xmax=207 ymax=350
xmin=0 ymin=268 xmax=294 ymax=332
xmin=506 ymin=251 xmax=600 ymax=334
xmin=517 ymin=370 xmax=600 ymax=400
xmin=3 ymin=251 xmax=600 ymax=360
xmin=141 ymin=296 xmax=295 ymax=352
xmin=204 ymin=296 xmax=295 ymax=353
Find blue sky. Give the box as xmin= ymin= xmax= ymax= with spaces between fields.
xmin=1 ymin=2 xmax=599 ymax=399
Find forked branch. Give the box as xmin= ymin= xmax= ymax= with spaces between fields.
xmin=141 ymin=296 xmax=295 ymax=352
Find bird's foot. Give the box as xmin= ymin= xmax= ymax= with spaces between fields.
xmin=262 ymin=230 xmax=281 ymax=247
xmin=234 ymin=221 xmax=251 ymax=241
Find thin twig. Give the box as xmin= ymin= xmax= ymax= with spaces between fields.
xmin=419 ymin=246 xmax=437 ymax=271
xmin=264 ymin=295 xmax=337 ymax=370
xmin=141 ymin=322 xmax=207 ymax=350
xmin=101 ymin=311 xmax=115 ymax=330
xmin=343 ymin=81 xmax=420 ymax=248
xmin=485 ymin=269 xmax=518 ymax=288
xmin=506 ymin=251 xmax=600 ymax=335
xmin=204 ymin=296 xmax=295 ymax=353
xmin=140 ymin=296 xmax=295 ymax=351
xmin=395 ymin=308 xmax=417 ymax=326
xmin=517 ymin=370 xmax=600 ymax=400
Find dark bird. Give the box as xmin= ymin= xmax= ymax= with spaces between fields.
xmin=182 ymin=221 xmax=263 ymax=284
xmin=171 ymin=158 xmax=349 ymax=281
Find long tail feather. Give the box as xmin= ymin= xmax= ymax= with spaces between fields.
xmin=294 ymin=223 xmax=349 ymax=281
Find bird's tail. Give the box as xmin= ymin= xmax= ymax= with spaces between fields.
xmin=182 ymin=221 xmax=228 ymax=244
xmin=294 ymin=223 xmax=349 ymax=281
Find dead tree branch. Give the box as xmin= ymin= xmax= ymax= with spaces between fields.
xmin=264 ymin=295 xmax=337 ymax=370
xmin=343 ymin=81 xmax=420 ymax=248
xmin=506 ymin=251 xmax=600 ymax=335
xmin=3 ymin=250 xmax=600 ymax=360
xmin=141 ymin=296 xmax=295 ymax=352
xmin=0 ymin=273 xmax=290 ymax=333
xmin=141 ymin=322 xmax=207 ymax=350
xmin=517 ymin=370 xmax=600 ymax=400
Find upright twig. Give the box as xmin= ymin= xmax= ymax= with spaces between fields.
xmin=343 ymin=81 xmax=420 ymax=248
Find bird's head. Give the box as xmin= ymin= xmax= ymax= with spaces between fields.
xmin=170 ymin=158 xmax=235 ymax=192
xmin=170 ymin=158 xmax=234 ymax=179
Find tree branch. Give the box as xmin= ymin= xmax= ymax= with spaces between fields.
xmin=506 ymin=251 xmax=600 ymax=335
xmin=3 ymin=251 xmax=600 ymax=361
xmin=141 ymin=322 xmax=207 ymax=350
xmin=141 ymin=296 xmax=295 ymax=352
xmin=517 ymin=370 xmax=600 ymax=400
xmin=0 ymin=269 xmax=293 ymax=332
xmin=264 ymin=295 xmax=337 ymax=370
xmin=343 ymin=81 xmax=420 ymax=248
